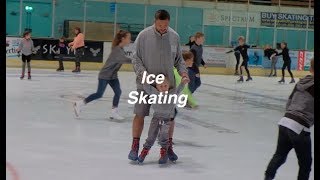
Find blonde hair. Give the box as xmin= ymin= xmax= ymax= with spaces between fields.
xmin=112 ymin=30 xmax=130 ymax=48
xmin=194 ymin=32 xmax=204 ymax=39
xmin=238 ymin=36 xmax=245 ymax=41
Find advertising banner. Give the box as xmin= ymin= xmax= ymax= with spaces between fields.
xmin=260 ymin=12 xmax=314 ymax=29
xmin=6 ymin=37 xmax=22 ymax=59
xmin=31 ymin=38 xmax=104 ymax=62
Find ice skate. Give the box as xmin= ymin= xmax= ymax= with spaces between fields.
xmin=289 ymin=78 xmax=295 ymax=84
xmin=72 ymin=66 xmax=81 ymax=73
xmin=278 ymin=78 xmax=285 ymax=84
xmin=168 ymin=139 xmax=178 ymax=162
xmin=27 ymin=72 xmax=31 ymax=80
xmin=73 ymin=100 xmax=84 ymax=117
xmin=245 ymin=76 xmax=252 ymax=82
xmin=20 ymin=75 xmax=24 ymax=80
xmin=158 ymin=148 xmax=168 ymax=164
xmin=137 ymin=148 xmax=149 ymax=163
xmin=237 ymin=76 xmax=244 ymax=83
xmin=128 ymin=139 xmax=139 ymax=161
xmin=110 ymin=108 xmax=124 ymax=120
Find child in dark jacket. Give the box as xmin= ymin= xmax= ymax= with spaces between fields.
xmin=276 ymin=42 xmax=295 ymax=83
xmin=56 ymin=37 xmax=68 ymax=71
xmin=264 ymin=58 xmax=314 ymax=180
xmin=264 ymin=44 xmax=278 ymax=77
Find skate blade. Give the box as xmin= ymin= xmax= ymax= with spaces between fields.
xmin=73 ymin=103 xmax=80 ymax=118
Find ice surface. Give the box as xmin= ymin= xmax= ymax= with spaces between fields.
xmin=6 ymin=68 xmax=314 ymax=180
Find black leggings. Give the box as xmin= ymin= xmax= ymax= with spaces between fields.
xmin=240 ymin=59 xmax=251 ymax=77
xmin=235 ymin=52 xmax=240 ymax=72
xmin=282 ymin=60 xmax=294 ymax=79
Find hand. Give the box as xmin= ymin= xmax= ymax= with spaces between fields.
xmin=180 ymin=72 xmax=190 ymax=84
xmin=195 ymin=73 xmax=200 ymax=78
xmin=204 ymin=64 xmax=208 ymax=68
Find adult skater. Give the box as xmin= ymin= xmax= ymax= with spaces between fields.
xmin=226 ymin=36 xmax=256 ymax=82
xmin=17 ymin=31 xmax=35 ymax=80
xmin=264 ymin=45 xmax=278 ymax=77
xmin=68 ymin=27 xmax=85 ymax=73
xmin=73 ymin=30 xmax=132 ymax=120
xmin=128 ymin=9 xmax=189 ymax=162
xmin=276 ymin=42 xmax=295 ymax=83
xmin=264 ymin=58 xmax=314 ymax=180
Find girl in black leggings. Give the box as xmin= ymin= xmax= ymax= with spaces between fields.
xmin=276 ymin=42 xmax=295 ymax=84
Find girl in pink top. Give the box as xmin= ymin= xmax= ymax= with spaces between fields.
xmin=68 ymin=27 xmax=85 ymax=72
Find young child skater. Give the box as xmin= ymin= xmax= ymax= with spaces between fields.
xmin=226 ymin=36 xmax=256 ymax=82
xmin=17 ymin=31 xmax=35 ymax=80
xmin=264 ymin=44 xmax=278 ymax=77
xmin=56 ymin=36 xmax=68 ymax=71
xmin=137 ymin=76 xmax=188 ymax=164
xmin=73 ymin=30 xmax=132 ymax=120
xmin=276 ymin=42 xmax=295 ymax=83
xmin=264 ymin=57 xmax=314 ymax=180
xmin=190 ymin=32 xmax=207 ymax=93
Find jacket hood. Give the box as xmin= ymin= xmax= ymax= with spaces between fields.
xmin=297 ymin=75 xmax=314 ymax=90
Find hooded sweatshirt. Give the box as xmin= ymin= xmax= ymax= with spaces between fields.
xmin=284 ymin=75 xmax=314 ymax=128
xmin=18 ymin=38 xmax=34 ymax=56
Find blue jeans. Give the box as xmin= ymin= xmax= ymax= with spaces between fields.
xmin=84 ymin=78 xmax=122 ymax=107
xmin=188 ymin=69 xmax=201 ymax=94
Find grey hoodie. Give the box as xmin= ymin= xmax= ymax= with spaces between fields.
xmin=143 ymin=82 xmax=185 ymax=119
xmin=18 ymin=38 xmax=34 ymax=56
xmin=132 ymin=25 xmax=187 ymax=90
xmin=284 ymin=75 xmax=314 ymax=128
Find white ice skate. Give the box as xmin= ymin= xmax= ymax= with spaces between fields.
xmin=110 ymin=108 xmax=124 ymax=120
xmin=73 ymin=100 xmax=84 ymax=117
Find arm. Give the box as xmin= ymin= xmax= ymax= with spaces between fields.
xmin=72 ymin=33 xmax=84 ymax=49
xmin=143 ymin=83 xmax=159 ymax=95
xmin=175 ymin=82 xmax=185 ymax=94
xmin=201 ymin=58 xmax=206 ymax=66
xmin=226 ymin=46 xmax=239 ymax=54
xmin=286 ymin=84 xmax=297 ymax=109
xmin=17 ymin=40 xmax=23 ymax=52
xmin=132 ymin=33 xmax=148 ymax=78
xmin=174 ymin=37 xmax=188 ymax=76
xmin=31 ymin=40 xmax=35 ymax=53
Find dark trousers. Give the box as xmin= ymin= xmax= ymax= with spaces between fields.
xmin=58 ymin=54 xmax=64 ymax=68
xmin=188 ymin=69 xmax=201 ymax=94
xmin=84 ymin=78 xmax=122 ymax=107
xmin=265 ymin=125 xmax=312 ymax=180
xmin=235 ymin=51 xmax=240 ymax=72
xmin=282 ymin=60 xmax=294 ymax=79
xmin=75 ymin=47 xmax=84 ymax=67
xmin=240 ymin=59 xmax=251 ymax=77
xmin=21 ymin=54 xmax=31 ymax=75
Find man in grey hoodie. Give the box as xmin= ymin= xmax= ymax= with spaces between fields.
xmin=128 ymin=9 xmax=189 ymax=162
xmin=264 ymin=58 xmax=314 ymax=180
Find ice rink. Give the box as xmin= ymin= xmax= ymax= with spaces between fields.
xmin=6 ymin=68 xmax=314 ymax=180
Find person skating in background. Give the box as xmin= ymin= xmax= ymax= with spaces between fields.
xmin=264 ymin=58 xmax=314 ymax=180
xmin=185 ymin=35 xmax=195 ymax=49
xmin=264 ymin=44 xmax=278 ymax=77
xmin=73 ymin=30 xmax=132 ymax=120
xmin=56 ymin=36 xmax=67 ymax=71
xmin=190 ymin=32 xmax=207 ymax=93
xmin=138 ymin=76 xmax=187 ymax=164
xmin=276 ymin=42 xmax=295 ymax=84
xmin=226 ymin=36 xmax=256 ymax=82
xmin=16 ymin=31 xmax=35 ymax=80
xmin=68 ymin=27 xmax=85 ymax=73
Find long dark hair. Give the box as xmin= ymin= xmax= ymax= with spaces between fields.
xmin=112 ymin=30 xmax=130 ymax=48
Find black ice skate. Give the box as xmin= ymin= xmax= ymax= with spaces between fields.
xmin=278 ymin=78 xmax=285 ymax=84
xmin=246 ymin=77 xmax=253 ymax=81
xmin=289 ymin=78 xmax=295 ymax=84
xmin=237 ymin=76 xmax=244 ymax=83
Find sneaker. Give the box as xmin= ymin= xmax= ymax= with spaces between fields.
xmin=128 ymin=138 xmax=140 ymax=161
xmin=110 ymin=108 xmax=124 ymax=120
xmin=158 ymin=148 xmax=168 ymax=164
xmin=73 ymin=100 xmax=84 ymax=117
xmin=138 ymin=148 xmax=150 ymax=163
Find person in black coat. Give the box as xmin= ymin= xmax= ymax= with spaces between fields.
xmin=264 ymin=44 xmax=278 ymax=77
xmin=276 ymin=42 xmax=295 ymax=83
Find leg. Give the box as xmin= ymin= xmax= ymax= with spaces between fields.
xmin=194 ymin=75 xmax=202 ymax=91
xmin=270 ymin=58 xmax=275 ymax=76
xmin=273 ymin=57 xmax=277 ymax=76
xmin=243 ymin=60 xmax=251 ymax=78
xmin=281 ymin=63 xmax=286 ymax=79
xmin=291 ymin=131 xmax=312 ymax=180
xmin=265 ymin=126 xmax=293 ymax=179
xmin=108 ymin=79 xmax=122 ymax=108
xmin=21 ymin=55 xmax=27 ymax=77
xmin=84 ymin=79 xmax=108 ymax=104
xmin=26 ymin=56 xmax=31 ymax=74
xmin=158 ymin=119 xmax=170 ymax=164
xmin=287 ymin=61 xmax=294 ymax=80
xmin=235 ymin=52 xmax=240 ymax=74
xmin=188 ymin=69 xmax=197 ymax=94
xmin=59 ymin=54 xmax=64 ymax=69
xmin=143 ymin=117 xmax=161 ymax=149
